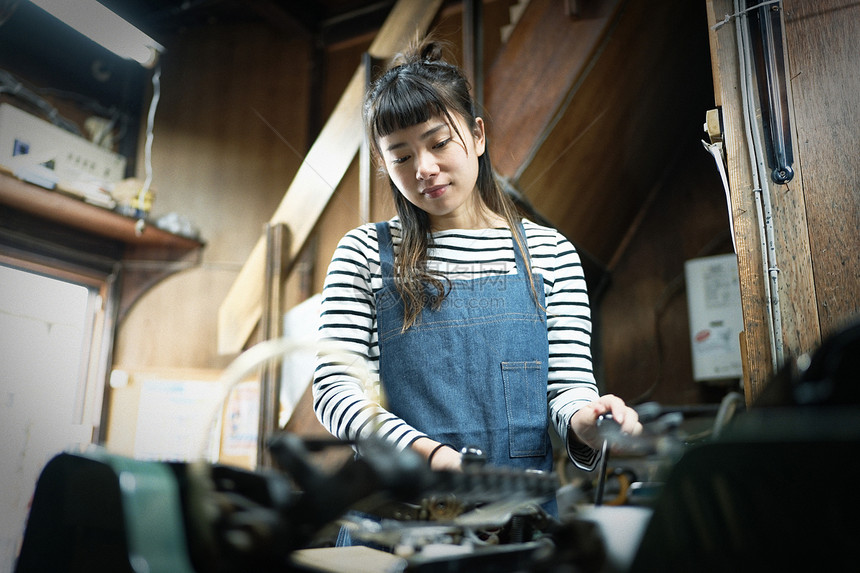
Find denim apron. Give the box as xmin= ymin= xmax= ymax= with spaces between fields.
xmin=374 ymin=221 xmax=553 ymax=473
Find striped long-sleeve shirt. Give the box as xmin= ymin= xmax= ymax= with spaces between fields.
xmin=312 ymin=217 xmax=600 ymax=470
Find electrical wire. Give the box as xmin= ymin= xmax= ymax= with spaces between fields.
xmin=746 ymin=9 xmax=785 ymax=368
xmin=701 ymin=139 xmax=737 ymax=254
xmin=195 ymin=337 xmax=372 ymax=462
xmin=136 ymin=64 xmax=161 ymax=231
xmin=712 ymin=390 xmax=746 ymax=439
xmin=711 ymin=0 xmax=781 ymax=31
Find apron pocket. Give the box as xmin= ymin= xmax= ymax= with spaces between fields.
xmin=501 ymin=361 xmax=547 ymax=457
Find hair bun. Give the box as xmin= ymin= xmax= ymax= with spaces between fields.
xmin=391 ymin=36 xmax=449 ymax=67
xmin=418 ymin=41 xmax=444 ymax=63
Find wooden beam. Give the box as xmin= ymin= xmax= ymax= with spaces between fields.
xmin=484 ymin=0 xmax=623 ymax=179
xmin=782 ymin=0 xmax=854 ymax=340
xmin=707 ymin=0 xmax=824 ymax=405
xmin=707 ymin=0 xmax=775 ymax=403
xmin=217 ymin=0 xmax=443 ymax=355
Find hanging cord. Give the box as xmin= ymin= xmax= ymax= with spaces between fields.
xmin=701 ymin=139 xmax=737 ymax=254
xmin=135 ymin=64 xmax=161 ymax=235
xmin=712 ymin=391 xmax=746 ymax=439
xmin=195 ymin=338 xmax=372 ymax=462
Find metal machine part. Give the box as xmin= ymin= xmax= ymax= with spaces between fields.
xmin=16 ymin=323 xmax=860 ymax=572
xmin=15 ymin=435 xmax=606 ymax=573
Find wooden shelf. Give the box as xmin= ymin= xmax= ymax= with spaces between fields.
xmin=0 ymin=170 xmax=204 ymax=320
xmin=0 ymin=171 xmax=203 ymax=251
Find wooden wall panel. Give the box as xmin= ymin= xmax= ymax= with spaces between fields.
xmin=707 ymin=0 xmax=858 ymax=403
xmin=150 ymin=23 xmax=311 ymax=266
xmin=513 ymin=0 xmax=713 ymax=265
xmin=599 ymin=144 xmax=736 ymax=405
xmin=107 ymin=22 xmax=315 ymax=449
xmin=732 ymin=2 xmax=820 ymax=376
xmin=484 ymin=0 xmax=623 ymax=179
xmin=109 ymin=24 xmax=313 ymax=447
xmin=783 ymin=0 xmax=860 ymax=338
xmin=708 ymin=0 xmax=777 ymax=398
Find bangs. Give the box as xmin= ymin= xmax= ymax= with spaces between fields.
xmin=370 ymin=76 xmax=450 ymax=141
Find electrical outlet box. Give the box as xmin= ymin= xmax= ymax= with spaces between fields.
xmin=0 ymin=103 xmax=127 ymax=185
xmin=685 ymin=253 xmax=744 ymax=382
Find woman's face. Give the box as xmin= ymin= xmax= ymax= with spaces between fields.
xmin=378 ymin=113 xmax=486 ymax=230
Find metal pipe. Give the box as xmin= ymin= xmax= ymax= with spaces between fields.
xmin=755 ymin=4 xmax=795 ymax=183
xmin=745 ymin=2 xmax=786 ymax=368
xmin=734 ymin=0 xmax=784 ymax=371
xmin=745 ymin=4 xmax=786 ymax=367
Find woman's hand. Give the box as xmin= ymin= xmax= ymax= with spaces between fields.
xmin=429 ymin=445 xmax=463 ymax=471
xmin=412 ymin=437 xmax=462 ymax=471
xmin=569 ymin=394 xmax=643 ymax=452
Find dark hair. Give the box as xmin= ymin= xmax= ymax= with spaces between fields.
xmin=363 ymin=39 xmax=540 ymax=330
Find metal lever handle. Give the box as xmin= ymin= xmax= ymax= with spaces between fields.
xmin=594 ymin=414 xmax=616 ymax=506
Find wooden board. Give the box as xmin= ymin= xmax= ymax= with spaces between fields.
xmin=707 ymin=0 xmax=776 ymax=401
xmin=783 ymin=0 xmax=860 ymax=339
xmin=705 ymin=0 xmax=856 ymax=404
xmin=510 ymin=0 xmax=714 ymax=265
xmin=733 ymin=1 xmax=821 ymax=375
xmin=291 ymin=546 xmax=405 ymax=573
xmin=484 ymin=0 xmax=623 ymax=179
xmin=217 ymin=0 xmax=444 ymax=354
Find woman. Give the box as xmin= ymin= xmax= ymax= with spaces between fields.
xmin=313 ymin=40 xmax=640 ymax=480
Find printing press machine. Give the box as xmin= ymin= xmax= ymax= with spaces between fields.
xmin=14 ymin=322 xmax=860 ymax=572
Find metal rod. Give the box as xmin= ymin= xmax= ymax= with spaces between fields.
xmin=595 ymin=439 xmax=610 ymax=506
xmin=258 ymin=222 xmax=290 ymax=468
xmin=750 ymin=2 xmax=794 ymax=183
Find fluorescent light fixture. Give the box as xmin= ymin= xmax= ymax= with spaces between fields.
xmin=28 ymin=0 xmax=164 ymax=67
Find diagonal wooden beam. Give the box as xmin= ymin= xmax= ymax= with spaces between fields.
xmin=485 ymin=0 xmax=623 ymax=179
xmin=217 ymin=0 xmax=443 ymax=355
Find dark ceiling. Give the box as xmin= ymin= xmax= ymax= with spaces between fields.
xmin=0 ymin=0 xmax=403 ymax=122
xmin=96 ymin=0 xmax=401 ymax=46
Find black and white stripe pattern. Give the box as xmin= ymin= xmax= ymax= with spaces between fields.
xmin=313 ymin=218 xmax=600 ymax=470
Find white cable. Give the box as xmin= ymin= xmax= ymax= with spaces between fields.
xmin=747 ymin=8 xmax=785 ymax=368
xmin=735 ymin=0 xmax=772 ymax=361
xmin=712 ymin=0 xmax=781 ymax=31
xmin=701 ymin=139 xmax=737 ymax=253
xmin=195 ymin=337 xmax=372 ymax=461
xmin=137 ymin=65 xmax=161 ymax=224
xmin=735 ymin=0 xmax=783 ymax=369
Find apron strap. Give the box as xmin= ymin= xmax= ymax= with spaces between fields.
xmin=375 ymin=221 xmax=395 ymax=288
xmin=512 ymin=219 xmax=531 ymax=277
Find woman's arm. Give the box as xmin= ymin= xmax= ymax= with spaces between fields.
xmin=312 ymin=226 xmax=429 ymax=455
xmin=536 ymin=226 xmax=603 ymax=470
xmin=540 ymin=227 xmax=642 ymax=466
